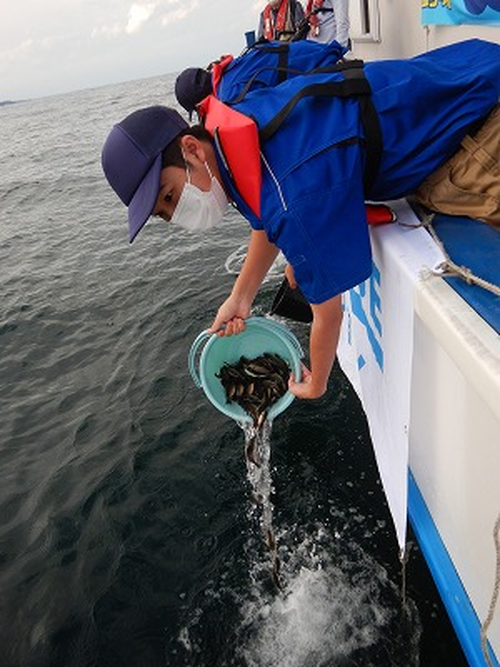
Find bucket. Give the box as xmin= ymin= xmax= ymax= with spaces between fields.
xmin=189 ymin=317 xmax=304 ymax=423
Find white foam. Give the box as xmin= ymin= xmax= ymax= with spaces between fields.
xmin=237 ymin=527 xmax=393 ymax=667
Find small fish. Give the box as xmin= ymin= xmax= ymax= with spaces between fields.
xmin=251 ymin=491 xmax=264 ymax=505
xmin=257 ymin=411 xmax=267 ymax=428
xmin=218 ymin=352 xmax=290 ymax=426
xmin=266 ymin=528 xmax=276 ymax=551
xmin=245 ymin=435 xmax=260 ymax=467
xmin=271 ymin=556 xmax=282 ymax=590
xmin=244 ymin=362 xmax=271 ymax=377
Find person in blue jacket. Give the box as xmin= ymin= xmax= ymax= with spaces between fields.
xmin=101 ymin=39 xmax=500 ymax=401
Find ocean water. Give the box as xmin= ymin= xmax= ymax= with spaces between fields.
xmin=0 ymin=74 xmax=468 ymax=666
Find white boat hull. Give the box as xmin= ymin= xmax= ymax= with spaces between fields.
xmin=410 ymin=273 xmax=500 ymax=666
xmin=338 ymin=200 xmax=500 ymax=666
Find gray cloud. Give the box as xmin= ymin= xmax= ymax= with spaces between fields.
xmin=2 ymin=0 xmax=265 ymax=100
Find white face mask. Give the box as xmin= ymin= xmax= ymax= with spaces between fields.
xmin=171 ymin=160 xmax=229 ymax=232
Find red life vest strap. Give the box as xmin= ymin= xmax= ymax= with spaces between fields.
xmin=211 ymin=55 xmax=234 ymax=94
xmin=199 ymin=95 xmax=262 ymax=218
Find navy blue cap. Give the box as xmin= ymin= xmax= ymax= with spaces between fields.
xmin=175 ymin=68 xmax=212 ymax=117
xmin=101 ymin=106 xmax=188 ymax=242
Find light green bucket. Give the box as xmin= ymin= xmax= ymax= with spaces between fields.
xmin=189 ymin=317 xmax=304 ymax=424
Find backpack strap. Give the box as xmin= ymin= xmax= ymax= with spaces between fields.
xmin=226 ymin=46 xmax=349 ymax=105
xmin=229 ymin=65 xmax=306 ymax=104
xmin=258 ymin=61 xmax=382 ymax=194
xmin=249 ymin=42 xmax=292 ymax=83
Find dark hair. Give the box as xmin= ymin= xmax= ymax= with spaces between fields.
xmin=161 ymin=125 xmax=213 ymax=169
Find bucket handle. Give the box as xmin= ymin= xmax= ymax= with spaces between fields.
xmin=188 ymin=330 xmax=212 ymax=388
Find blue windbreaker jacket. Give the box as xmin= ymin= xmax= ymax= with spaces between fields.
xmin=214 ymin=39 xmax=500 ymax=303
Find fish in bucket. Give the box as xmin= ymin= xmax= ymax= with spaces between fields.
xmin=189 ymin=316 xmax=303 ymax=426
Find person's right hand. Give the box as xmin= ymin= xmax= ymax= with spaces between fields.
xmin=208 ymin=296 xmax=251 ymax=337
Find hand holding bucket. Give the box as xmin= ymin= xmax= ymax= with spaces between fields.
xmin=189 ymin=317 xmax=304 ymax=424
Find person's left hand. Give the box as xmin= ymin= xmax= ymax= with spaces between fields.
xmin=287 ymin=363 xmax=327 ymax=399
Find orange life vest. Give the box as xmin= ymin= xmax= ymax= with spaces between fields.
xmin=305 ymin=0 xmax=324 ymax=34
xmin=198 ymin=94 xmax=262 ymax=218
xmin=262 ymin=0 xmax=295 ymax=41
xmin=210 ymin=55 xmax=234 ymax=94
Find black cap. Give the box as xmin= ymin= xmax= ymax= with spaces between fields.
xmin=175 ymin=68 xmax=213 ymax=117
xmin=101 ymin=106 xmax=188 ymax=242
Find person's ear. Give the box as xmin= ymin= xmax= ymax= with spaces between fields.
xmin=179 ymin=135 xmax=206 ymax=164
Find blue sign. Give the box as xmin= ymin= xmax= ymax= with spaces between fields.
xmin=422 ymin=0 xmax=500 ymax=24
xmin=348 ymin=263 xmax=384 ymax=372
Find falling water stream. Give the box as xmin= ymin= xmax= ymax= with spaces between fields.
xmin=242 ymin=420 xmax=281 ymax=589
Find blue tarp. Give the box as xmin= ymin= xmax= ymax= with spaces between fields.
xmin=430 ymin=215 xmax=500 ymax=334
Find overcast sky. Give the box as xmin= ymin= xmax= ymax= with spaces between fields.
xmin=2 ymin=1 xmax=266 ymax=101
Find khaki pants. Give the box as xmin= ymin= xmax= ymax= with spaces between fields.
xmin=411 ymin=103 xmax=500 ymax=229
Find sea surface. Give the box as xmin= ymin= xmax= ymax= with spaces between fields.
xmin=0 ymin=74 xmax=468 ymax=666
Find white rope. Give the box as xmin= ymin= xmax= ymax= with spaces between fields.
xmin=224 ymin=245 xmax=287 ymax=282
xmin=480 ymin=513 xmax=500 ymax=667
xmin=224 ymin=244 xmax=248 ymax=275
xmin=419 ymin=213 xmax=500 ymax=297
xmin=399 ymin=544 xmax=409 ymax=609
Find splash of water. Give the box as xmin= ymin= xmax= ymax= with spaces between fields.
xmin=173 ymin=425 xmax=422 ymax=665
xmin=235 ymin=421 xmax=422 ymax=666
xmin=237 ymin=525 xmax=421 ymax=667
xmin=173 ymin=520 xmax=422 ymax=666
